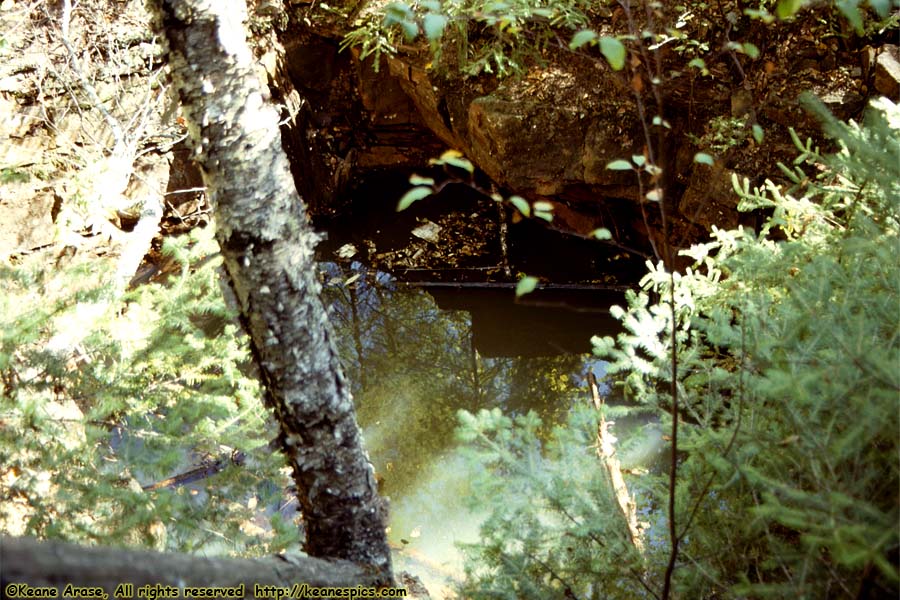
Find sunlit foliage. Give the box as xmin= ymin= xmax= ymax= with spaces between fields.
xmin=457 ymin=98 xmax=899 ymax=598
xmin=0 ymin=228 xmax=297 ymax=555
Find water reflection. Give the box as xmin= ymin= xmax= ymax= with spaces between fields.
xmin=321 ymin=263 xmax=661 ymax=595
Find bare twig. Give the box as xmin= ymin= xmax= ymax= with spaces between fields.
xmin=58 ymin=0 xmax=126 ymax=151
xmin=616 ymin=2 xmax=680 ymax=597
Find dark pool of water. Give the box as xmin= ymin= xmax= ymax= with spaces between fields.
xmin=320 ymin=263 xmax=663 ymax=595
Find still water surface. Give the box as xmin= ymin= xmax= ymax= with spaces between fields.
xmin=321 ymin=263 xmax=663 ymax=596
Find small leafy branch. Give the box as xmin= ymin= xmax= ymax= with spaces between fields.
xmin=396 ymin=148 xmax=614 ymax=300
xmin=342 ymin=0 xmax=601 ymax=76
xmin=769 ymin=0 xmax=896 ymax=34
xmin=398 ymin=149 xmax=559 ymax=224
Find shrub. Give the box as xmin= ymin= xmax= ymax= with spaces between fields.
xmin=0 ymin=228 xmax=297 ymax=555
xmin=456 ymin=97 xmax=899 ymax=598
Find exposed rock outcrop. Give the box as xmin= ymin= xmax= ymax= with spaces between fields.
xmin=267 ymin=2 xmax=885 ymax=269
xmin=1 ymin=0 xmax=890 ymax=276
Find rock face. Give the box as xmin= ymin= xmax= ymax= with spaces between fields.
xmin=266 ymin=32 xmax=659 ymax=264
xmin=1 ymin=0 xmax=886 ymax=275
xmin=266 ymin=4 xmax=886 ymax=270
xmin=680 ymin=164 xmax=741 ymax=232
xmin=874 ymin=44 xmax=900 ymax=99
xmin=0 ymin=0 xmax=176 ymax=259
xmin=270 ymin=32 xmax=447 ymax=218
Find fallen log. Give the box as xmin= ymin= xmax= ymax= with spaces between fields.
xmin=1 ymin=535 xmax=389 ymax=599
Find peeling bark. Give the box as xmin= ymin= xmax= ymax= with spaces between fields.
xmin=146 ymin=0 xmax=392 ymax=579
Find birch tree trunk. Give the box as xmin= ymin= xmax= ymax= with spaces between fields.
xmin=146 ymin=0 xmax=392 ymax=579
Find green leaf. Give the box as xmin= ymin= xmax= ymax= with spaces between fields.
xmin=533 ymin=201 xmax=554 ymax=212
xmin=646 ymin=188 xmax=663 ymax=202
xmin=409 ymin=174 xmax=435 ymax=186
xmin=483 ymin=1 xmax=510 ymax=13
xmin=869 ymin=0 xmax=890 ymax=17
xmin=776 ymin=0 xmax=805 ymax=19
xmin=383 ymin=2 xmax=418 ymax=41
xmin=444 ymin=156 xmax=474 ymax=173
xmin=423 ymin=13 xmax=448 ymax=42
xmin=632 ymin=155 xmax=646 ymax=167
xmin=606 ymin=159 xmax=634 ymax=171
xmin=744 ymin=8 xmax=776 ymax=23
xmin=835 ymin=0 xmax=864 ymax=34
xmin=599 ymin=37 xmax=626 ymax=71
xmin=458 ymin=409 xmax=477 ymax=428
xmin=592 ymin=228 xmax=612 ymax=240
xmin=752 ymin=124 xmax=764 ymax=144
xmin=731 ymin=172 xmax=749 ymax=195
xmin=688 ymin=57 xmax=709 ymax=75
xmin=694 ymin=152 xmax=715 ymax=166
xmin=400 ymin=20 xmax=419 ymax=41
xmin=384 ymin=2 xmax=414 ymax=20
xmin=432 ymin=149 xmax=474 ymax=173
xmin=397 ymin=186 xmax=432 ymax=211
xmin=509 ymin=195 xmax=530 ymax=217
xmin=741 ymin=42 xmax=760 ymax=59
xmin=534 ymin=210 xmax=553 ymax=222
xmin=516 ymin=276 xmax=539 ymax=297
xmin=570 ymin=30 xmax=597 ymax=50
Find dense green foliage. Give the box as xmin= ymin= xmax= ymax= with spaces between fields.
xmin=341 ymin=0 xmax=896 ymax=77
xmin=455 ymin=97 xmax=899 ymax=598
xmin=0 ymin=228 xmax=297 ymax=555
xmin=341 ymin=0 xmax=600 ymax=76
xmin=3 ymin=1 xmax=897 ymax=596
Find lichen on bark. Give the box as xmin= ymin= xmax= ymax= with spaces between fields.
xmin=147 ymin=0 xmax=393 ymax=581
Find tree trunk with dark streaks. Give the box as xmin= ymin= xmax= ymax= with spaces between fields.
xmin=146 ymin=0 xmax=392 ymax=580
